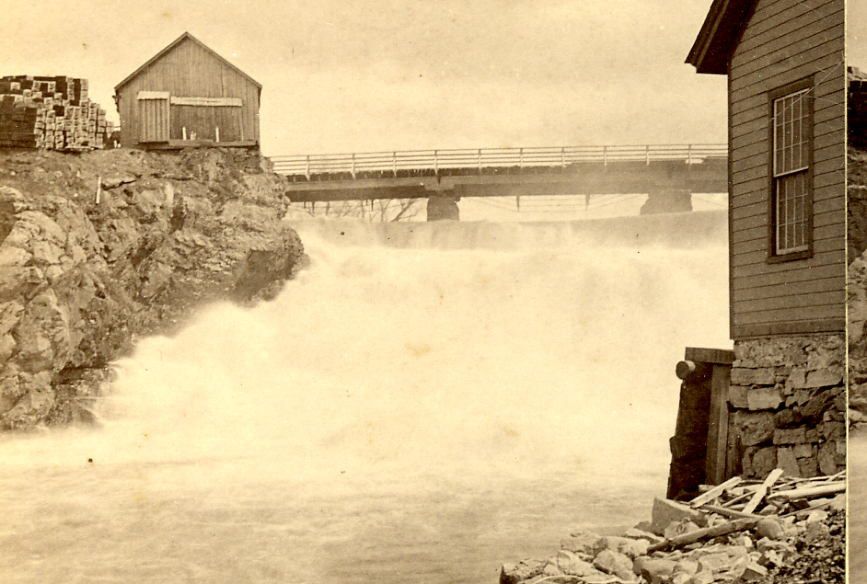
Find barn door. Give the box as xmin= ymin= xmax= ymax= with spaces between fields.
xmin=137 ymin=91 xmax=170 ymax=143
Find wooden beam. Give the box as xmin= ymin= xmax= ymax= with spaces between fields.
xmin=684 ymin=347 xmax=735 ymax=365
xmin=742 ymin=468 xmax=784 ymax=514
xmin=705 ymin=364 xmax=732 ymax=484
xmin=690 ymin=476 xmax=742 ymax=506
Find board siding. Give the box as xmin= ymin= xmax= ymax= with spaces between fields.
xmin=118 ymin=36 xmax=260 ymax=148
xmin=727 ymin=0 xmax=844 ymax=339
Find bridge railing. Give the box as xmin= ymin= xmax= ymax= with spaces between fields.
xmin=271 ymin=144 xmax=727 ymax=179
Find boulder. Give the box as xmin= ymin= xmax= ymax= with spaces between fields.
xmin=756 ymin=517 xmax=785 ymax=540
xmin=499 ymin=559 xmax=544 ymax=584
xmin=633 ymin=556 xmax=677 ymax=582
xmin=650 ymin=497 xmax=706 ymax=535
xmin=556 ymin=550 xmax=596 ymax=576
xmin=597 ymin=535 xmax=649 ymax=559
xmin=593 ymin=549 xmax=634 ymax=581
xmin=561 ymin=530 xmax=603 ymax=556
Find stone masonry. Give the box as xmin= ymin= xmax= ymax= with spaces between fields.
xmin=729 ymin=335 xmax=845 ymax=479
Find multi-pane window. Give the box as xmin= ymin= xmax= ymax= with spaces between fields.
xmin=772 ymin=87 xmax=811 ymax=256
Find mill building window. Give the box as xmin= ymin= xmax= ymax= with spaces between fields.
xmin=770 ymin=79 xmax=813 ymax=260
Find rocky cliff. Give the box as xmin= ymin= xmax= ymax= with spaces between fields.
xmin=0 ymin=147 xmax=304 ymax=429
xmin=851 ymin=148 xmax=867 ymax=426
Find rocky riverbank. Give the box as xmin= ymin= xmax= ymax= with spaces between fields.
xmin=0 ymin=147 xmax=304 ymax=429
xmin=500 ymin=471 xmax=845 ymax=584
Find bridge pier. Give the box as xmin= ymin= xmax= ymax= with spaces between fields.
xmin=640 ymin=189 xmax=693 ymax=215
xmin=427 ymin=194 xmax=460 ymax=221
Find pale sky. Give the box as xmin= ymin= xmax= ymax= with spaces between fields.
xmin=2 ymin=1 xmax=727 ymax=156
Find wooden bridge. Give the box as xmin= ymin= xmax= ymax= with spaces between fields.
xmin=272 ymin=144 xmax=727 ymax=202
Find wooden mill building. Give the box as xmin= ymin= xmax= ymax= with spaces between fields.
xmin=688 ymin=0 xmax=845 ymax=339
xmin=114 ymin=32 xmax=261 ymax=149
xmin=668 ymin=0 xmax=845 ymax=494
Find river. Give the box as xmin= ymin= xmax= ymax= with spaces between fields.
xmin=0 ymin=211 xmax=729 ymax=583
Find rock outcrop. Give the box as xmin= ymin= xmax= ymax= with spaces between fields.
xmin=850 ymin=147 xmax=867 ymax=427
xmin=0 ymin=147 xmax=304 ymax=429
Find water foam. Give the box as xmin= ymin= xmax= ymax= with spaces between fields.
xmin=0 ymin=212 xmax=730 ymax=493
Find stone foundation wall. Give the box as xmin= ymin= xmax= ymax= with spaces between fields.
xmin=730 ymin=334 xmax=845 ymax=479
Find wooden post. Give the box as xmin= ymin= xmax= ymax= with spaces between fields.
xmin=305 ymin=155 xmax=311 ymax=180
xmin=645 ymin=144 xmax=650 ymax=165
xmin=95 ymin=175 xmax=102 ymax=204
xmin=182 ymin=126 xmax=187 ymax=141
xmin=393 ymin=151 xmax=397 ymax=177
xmin=519 ymin=147 xmax=524 ymax=170
xmin=687 ymin=144 xmax=692 ymax=165
xmin=215 ymin=126 xmax=220 ymax=143
xmin=705 ymin=364 xmax=731 ymax=485
xmin=516 ymin=195 xmax=521 ymax=211
xmin=351 ymin=153 xmax=356 ymax=178
xmin=434 ymin=149 xmax=439 ymax=175
xmin=603 ymin=145 xmax=608 ymax=167
xmin=478 ymin=148 xmax=483 ymax=173
xmin=561 ymin=146 xmax=566 ymax=168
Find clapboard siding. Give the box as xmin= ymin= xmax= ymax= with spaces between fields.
xmin=727 ymin=0 xmax=844 ymax=339
xmin=731 ymin=19 xmax=843 ymax=81
xmin=736 ymin=276 xmax=841 ymax=300
xmin=734 ymin=222 xmax=842 ymax=247
xmin=735 ymin=304 xmax=841 ymax=324
xmin=732 ymin=125 xmax=842 ymax=163
xmin=733 ymin=262 xmax=842 ymax=290
xmin=117 ymin=35 xmax=260 ymax=148
xmin=729 ymin=49 xmax=843 ymax=102
xmin=732 ymin=172 xmax=842 ymax=209
xmin=732 ymin=238 xmax=842 ymax=267
xmin=733 ymin=250 xmax=844 ymax=279
xmin=732 ymin=87 xmax=842 ymax=124
xmin=738 ymin=0 xmax=836 ymax=43
xmin=735 ymin=5 xmax=842 ymax=57
xmin=730 ymin=76 xmax=840 ymax=118
xmin=732 ymin=194 xmax=842 ymax=222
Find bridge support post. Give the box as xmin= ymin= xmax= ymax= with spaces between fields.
xmin=640 ymin=189 xmax=693 ymax=215
xmin=426 ymin=194 xmax=460 ymax=221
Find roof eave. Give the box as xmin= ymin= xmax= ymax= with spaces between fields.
xmin=686 ymin=0 xmax=753 ymax=76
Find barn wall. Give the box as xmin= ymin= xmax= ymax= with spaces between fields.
xmin=117 ymin=37 xmax=259 ymax=148
xmin=728 ymin=0 xmax=845 ymax=339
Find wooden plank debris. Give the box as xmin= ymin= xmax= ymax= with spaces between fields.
xmin=690 ymin=476 xmax=742 ymax=507
xmin=742 ymin=468 xmax=784 ymax=514
xmin=648 ymin=518 xmax=759 ymax=552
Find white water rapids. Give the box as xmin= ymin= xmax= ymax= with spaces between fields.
xmin=0 ymin=211 xmax=729 ymax=584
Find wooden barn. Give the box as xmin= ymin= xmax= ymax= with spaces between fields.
xmin=114 ymin=32 xmax=261 ymax=150
xmin=668 ymin=0 xmax=845 ymax=492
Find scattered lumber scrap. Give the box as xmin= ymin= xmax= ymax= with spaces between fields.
xmin=500 ymin=468 xmax=845 ymax=584
xmin=686 ymin=468 xmax=845 ymax=519
xmin=0 ymin=75 xmax=112 ymax=151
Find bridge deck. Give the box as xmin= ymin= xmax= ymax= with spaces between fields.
xmin=272 ymin=144 xmax=728 ymax=202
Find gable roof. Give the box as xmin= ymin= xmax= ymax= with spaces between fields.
xmin=686 ymin=0 xmax=757 ymax=74
xmin=114 ymin=32 xmax=262 ymax=93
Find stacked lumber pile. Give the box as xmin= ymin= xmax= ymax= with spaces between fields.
xmin=500 ymin=469 xmax=845 ymax=584
xmin=0 ymin=75 xmax=110 ymax=150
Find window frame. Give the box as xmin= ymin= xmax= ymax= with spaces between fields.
xmin=766 ymin=76 xmax=814 ymax=264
